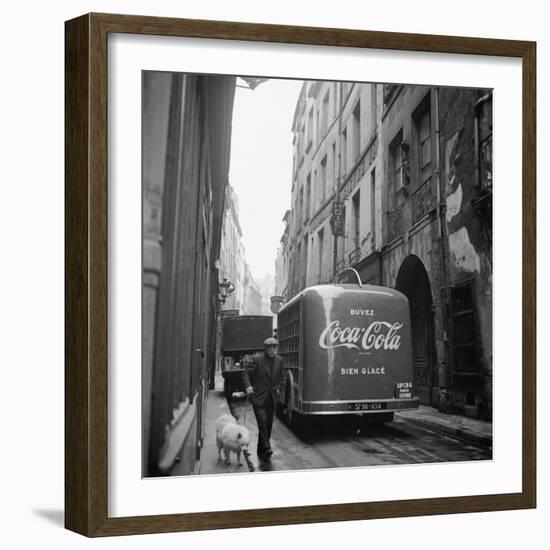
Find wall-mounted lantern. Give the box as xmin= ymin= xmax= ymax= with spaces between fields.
xmin=270 ymin=295 xmax=284 ymax=314
xmin=218 ymin=278 xmax=235 ymax=304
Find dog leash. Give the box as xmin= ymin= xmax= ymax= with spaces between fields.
xmin=240 ymin=393 xmax=255 ymax=472
xmin=242 ymin=393 xmax=249 ymax=426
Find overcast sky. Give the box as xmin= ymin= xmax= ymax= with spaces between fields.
xmin=228 ymin=77 xmax=303 ymax=283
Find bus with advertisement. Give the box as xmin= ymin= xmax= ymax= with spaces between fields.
xmin=275 ymin=282 xmax=419 ymax=428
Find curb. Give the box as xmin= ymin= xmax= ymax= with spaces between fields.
xmin=401 ymin=415 xmax=493 ymax=449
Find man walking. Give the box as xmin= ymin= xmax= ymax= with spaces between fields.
xmin=241 ymin=337 xmax=283 ymax=462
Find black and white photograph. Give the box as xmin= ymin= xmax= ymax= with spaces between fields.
xmin=142 ymin=72 xmax=493 ymax=478
xmin=2 ymin=0 xmax=544 ymax=543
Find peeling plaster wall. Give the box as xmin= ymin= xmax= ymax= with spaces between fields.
xmin=446 ymin=183 xmax=462 ymax=224
xmin=448 ymin=226 xmax=481 ymax=274
xmin=440 ymin=87 xmax=493 ymax=418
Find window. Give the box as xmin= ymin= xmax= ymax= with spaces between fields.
xmin=342 ymin=127 xmax=348 ymax=175
xmin=313 ymin=170 xmax=317 ymax=210
xmin=445 ymin=281 xmax=480 ymax=376
xmin=352 ymin=101 xmax=361 ymax=160
xmin=305 ymin=178 xmax=311 ymax=221
xmin=413 ymin=93 xmax=432 ymax=190
xmin=383 ymin=84 xmax=399 ymax=105
xmin=389 ymin=130 xmax=404 ymax=209
xmin=316 ymin=108 xmax=320 ymax=144
xmin=476 ymin=93 xmax=493 ymax=191
xmin=298 ymin=123 xmax=305 ymax=162
xmin=332 ymin=142 xmax=337 ymax=192
xmin=352 ymin=190 xmax=360 ymax=252
xmin=298 ymin=186 xmax=304 ymax=227
xmin=307 ymin=108 xmax=313 ymax=149
xmin=321 ymin=91 xmax=329 ymax=137
xmin=306 ymin=173 xmax=311 ymax=216
xmin=370 ymin=84 xmax=377 ymax=135
xmin=320 ymin=155 xmax=327 ymax=204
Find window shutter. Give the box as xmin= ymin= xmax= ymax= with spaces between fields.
xmin=447 ymin=280 xmax=481 ymax=378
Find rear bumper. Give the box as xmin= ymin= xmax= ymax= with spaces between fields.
xmin=300 ymin=397 xmax=419 ymax=415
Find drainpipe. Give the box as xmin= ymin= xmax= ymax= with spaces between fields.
xmin=434 ymin=88 xmax=443 ymax=244
xmin=434 ymin=87 xmax=452 ymax=407
xmin=434 ymin=87 xmax=449 ymax=282
xmin=332 ymin=82 xmax=343 ymax=279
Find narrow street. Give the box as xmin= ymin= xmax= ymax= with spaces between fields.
xmin=143 ymin=76 xmax=496 ymax=480
xmin=195 ymin=374 xmax=491 ymax=476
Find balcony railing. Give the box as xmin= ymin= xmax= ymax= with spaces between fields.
xmin=348 ymin=246 xmax=361 ymax=266
xmin=386 ymin=205 xmax=403 ymax=242
xmin=479 ymin=135 xmax=493 ymax=192
xmin=333 ymin=247 xmax=361 ymax=282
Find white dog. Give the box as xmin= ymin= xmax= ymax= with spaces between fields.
xmin=215 ymin=413 xmax=250 ymax=466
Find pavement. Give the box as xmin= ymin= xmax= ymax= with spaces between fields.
xmin=397 ymin=406 xmax=493 ymax=449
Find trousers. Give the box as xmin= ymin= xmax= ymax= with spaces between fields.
xmin=252 ymin=396 xmax=275 ymax=457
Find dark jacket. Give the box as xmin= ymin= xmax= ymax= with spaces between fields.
xmin=241 ymin=352 xmax=283 ymax=407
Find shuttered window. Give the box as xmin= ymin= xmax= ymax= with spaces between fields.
xmin=443 ymin=280 xmax=480 ymax=377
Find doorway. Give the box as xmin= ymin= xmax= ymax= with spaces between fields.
xmin=395 ymin=255 xmax=436 ymax=405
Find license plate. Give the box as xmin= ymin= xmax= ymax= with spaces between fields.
xmin=348 ymin=402 xmax=386 ymax=411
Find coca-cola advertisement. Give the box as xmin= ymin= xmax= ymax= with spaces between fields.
xmin=319 ymin=320 xmax=404 ymax=351
xmin=303 ymin=285 xmax=413 ymax=403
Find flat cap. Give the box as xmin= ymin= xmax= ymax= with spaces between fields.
xmin=263 ymin=337 xmax=279 ymax=346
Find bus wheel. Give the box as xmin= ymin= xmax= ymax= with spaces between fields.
xmin=284 ymin=384 xmax=300 ymax=430
xmin=275 ymin=398 xmax=285 ymax=420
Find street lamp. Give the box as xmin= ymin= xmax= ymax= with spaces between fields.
xmin=212 ymin=277 xmax=236 ymax=390
xmin=218 ymin=278 xmax=235 ymax=304
xmin=270 ymin=295 xmax=284 ymax=314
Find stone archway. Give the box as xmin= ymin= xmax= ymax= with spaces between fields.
xmin=395 ymin=255 xmax=436 ymax=406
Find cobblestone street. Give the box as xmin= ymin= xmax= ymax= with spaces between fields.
xmin=192 ymin=374 xmax=491 ymax=476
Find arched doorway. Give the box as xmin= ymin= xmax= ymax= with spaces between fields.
xmin=395 ymin=255 xmax=436 ymax=405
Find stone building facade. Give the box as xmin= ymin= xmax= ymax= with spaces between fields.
xmin=284 ymin=81 xmax=383 ymax=301
xmin=274 ymin=210 xmax=290 ymax=301
xmin=282 ymin=80 xmax=492 ymax=419
xmin=219 ymin=184 xmax=245 ymax=312
xmin=219 ymin=183 xmax=262 ymax=315
xmin=243 ymin=263 xmax=262 ymax=315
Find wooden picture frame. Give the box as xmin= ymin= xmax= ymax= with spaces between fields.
xmin=65 ymin=12 xmax=536 ymax=537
